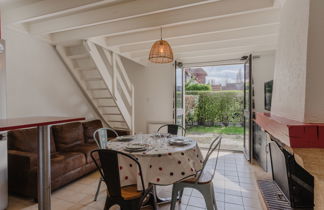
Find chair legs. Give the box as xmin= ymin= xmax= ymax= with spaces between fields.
xmin=171 ymin=182 xmax=217 ymax=210
xmin=94 ymin=178 xmax=103 ymax=201
xmin=211 ymin=185 xmax=217 ymax=209
xmin=199 ymin=183 xmax=216 ymax=210
xmin=179 ymin=188 xmax=184 ymax=202
xmin=104 ymin=197 xmax=140 ymax=210
xmin=171 ymin=184 xmax=183 ymax=210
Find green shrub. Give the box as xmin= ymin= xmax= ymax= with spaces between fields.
xmin=185 ymin=91 xmax=243 ymax=126
xmin=185 ymin=83 xmax=212 ymax=91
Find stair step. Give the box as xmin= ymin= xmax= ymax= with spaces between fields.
xmin=86 ymin=78 xmax=102 ymax=81
xmin=68 ymin=53 xmax=89 ymax=59
xmin=113 ymin=127 xmax=130 ymax=131
xmin=98 ymin=105 xmax=116 ymax=108
xmin=103 ymin=113 xmax=121 ymax=116
xmin=77 ymin=67 xmax=97 ymax=72
xmin=88 ymin=87 xmax=107 ymax=91
xmin=94 ymin=96 xmax=113 ymax=99
xmin=109 ymin=120 xmax=125 ymax=123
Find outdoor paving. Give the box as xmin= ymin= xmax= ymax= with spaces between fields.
xmin=187 ymin=133 xmax=244 ymax=151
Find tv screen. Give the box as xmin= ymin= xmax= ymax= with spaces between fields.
xmin=264 ymin=80 xmax=273 ymax=111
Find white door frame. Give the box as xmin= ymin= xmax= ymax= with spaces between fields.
xmin=0 ymin=39 xmax=8 ymax=210
xmin=0 ymin=39 xmax=6 ymax=119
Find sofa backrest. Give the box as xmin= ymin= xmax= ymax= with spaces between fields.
xmin=52 ymin=122 xmax=84 ymax=151
xmin=82 ymin=120 xmax=103 ymax=144
xmin=8 ymin=128 xmax=56 ymax=154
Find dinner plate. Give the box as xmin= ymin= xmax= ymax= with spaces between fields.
xmin=168 ymin=138 xmax=191 ymax=146
xmin=124 ymin=143 xmax=148 ymax=151
xmin=124 ymin=147 xmax=147 ymax=152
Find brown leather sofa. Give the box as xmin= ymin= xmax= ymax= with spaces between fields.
xmin=7 ymin=119 xmax=128 ymax=200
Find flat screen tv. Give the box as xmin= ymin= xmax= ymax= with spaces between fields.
xmin=264 ymin=80 xmax=273 ymax=111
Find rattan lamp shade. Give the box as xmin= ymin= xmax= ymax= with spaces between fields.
xmin=148 ymin=40 xmax=174 ymax=64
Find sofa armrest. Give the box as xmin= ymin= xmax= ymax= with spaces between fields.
xmin=8 ymin=150 xmax=37 ymax=172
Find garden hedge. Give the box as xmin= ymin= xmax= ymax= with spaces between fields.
xmin=185 ymin=91 xmax=243 ymax=126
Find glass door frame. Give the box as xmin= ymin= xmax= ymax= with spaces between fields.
xmin=174 ymin=61 xmax=185 ymax=132
xmin=243 ymin=55 xmax=253 ymax=161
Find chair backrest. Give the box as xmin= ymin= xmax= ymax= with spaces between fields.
xmin=90 ymin=149 xmax=145 ymax=198
xmin=93 ymin=128 xmax=119 ymax=149
xmin=157 ymin=124 xmax=186 ymax=136
xmin=196 ymin=135 xmax=222 ymax=183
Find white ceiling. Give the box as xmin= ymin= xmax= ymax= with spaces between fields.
xmin=2 ymin=0 xmax=281 ymax=65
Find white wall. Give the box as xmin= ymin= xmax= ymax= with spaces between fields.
xmin=5 ymin=29 xmax=98 ymax=119
xmin=122 ymin=58 xmax=174 ymax=133
xmin=253 ymin=52 xmax=275 ymax=113
xmin=271 ymin=0 xmax=310 ymax=122
xmin=304 ymin=0 xmax=324 ymax=122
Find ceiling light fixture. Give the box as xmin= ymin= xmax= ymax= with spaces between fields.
xmin=148 ymin=27 xmax=174 ymax=64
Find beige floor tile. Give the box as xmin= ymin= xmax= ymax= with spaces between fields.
xmin=52 ymin=188 xmax=90 ymax=203
xmin=6 ymin=151 xmax=263 ymax=210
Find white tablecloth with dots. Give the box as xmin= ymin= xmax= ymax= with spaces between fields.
xmin=106 ymin=134 xmax=204 ymax=190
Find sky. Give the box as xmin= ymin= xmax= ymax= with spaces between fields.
xmin=196 ymin=64 xmax=244 ymax=86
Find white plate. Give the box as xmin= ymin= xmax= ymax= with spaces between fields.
xmin=168 ymin=138 xmax=191 ymax=146
xmin=125 ymin=143 xmax=147 ymax=150
xmin=124 ymin=147 xmax=147 ymax=152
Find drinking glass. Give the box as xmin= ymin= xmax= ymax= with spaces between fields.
xmin=137 ymin=132 xmax=143 ymax=144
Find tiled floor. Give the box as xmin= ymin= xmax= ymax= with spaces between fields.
xmin=7 ymin=151 xmax=263 ymax=210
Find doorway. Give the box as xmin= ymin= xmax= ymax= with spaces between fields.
xmin=176 ymin=62 xmax=248 ymax=151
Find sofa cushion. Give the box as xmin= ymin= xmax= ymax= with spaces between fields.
xmin=51 ymin=152 xmax=86 ymax=179
xmin=69 ymin=143 xmax=98 ymax=163
xmin=52 ymin=122 xmax=85 ymax=151
xmin=8 ymin=128 xmax=56 ymax=154
xmin=82 ymin=120 xmax=103 ymax=143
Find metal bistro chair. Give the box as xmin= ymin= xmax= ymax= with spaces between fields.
xmin=170 ymin=135 xmax=222 ymax=210
xmin=93 ymin=128 xmax=119 ymax=201
xmin=157 ymin=124 xmax=186 ymax=136
xmin=90 ymin=149 xmax=157 ymax=210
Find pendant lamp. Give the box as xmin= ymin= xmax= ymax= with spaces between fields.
xmin=148 ymin=27 xmax=174 ymax=64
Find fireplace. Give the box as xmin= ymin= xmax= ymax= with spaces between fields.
xmin=269 ymin=140 xmax=314 ymax=208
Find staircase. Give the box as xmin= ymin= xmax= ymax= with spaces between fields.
xmin=56 ymin=40 xmax=134 ymax=134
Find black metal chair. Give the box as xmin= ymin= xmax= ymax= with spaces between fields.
xmin=90 ymin=149 xmax=157 ymax=210
xmin=170 ymin=135 xmax=222 ymax=210
xmin=157 ymin=124 xmax=186 ymax=136
xmin=93 ymin=128 xmax=119 ymax=201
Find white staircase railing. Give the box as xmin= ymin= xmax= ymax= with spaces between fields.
xmin=85 ymin=40 xmax=134 ymax=133
xmin=56 ymin=40 xmax=134 ymax=134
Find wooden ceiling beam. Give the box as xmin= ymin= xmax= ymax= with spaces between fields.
xmin=28 ymin=0 xmax=220 ymax=34
xmin=50 ymin=0 xmax=277 ymax=43
xmin=5 ymin=0 xmax=123 ymax=24
xmin=128 ymin=35 xmax=277 ymax=58
xmin=118 ymin=24 xmax=279 ymax=53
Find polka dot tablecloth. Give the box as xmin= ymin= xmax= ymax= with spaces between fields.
xmin=106 ymin=134 xmax=204 ymax=190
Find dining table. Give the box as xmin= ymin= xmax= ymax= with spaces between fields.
xmin=106 ymin=133 xmax=204 ymax=197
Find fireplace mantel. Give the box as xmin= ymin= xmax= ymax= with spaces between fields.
xmin=254 ymin=112 xmax=324 ymax=148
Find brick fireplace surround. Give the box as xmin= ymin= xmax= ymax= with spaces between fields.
xmin=255 ymin=112 xmax=324 ymax=210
